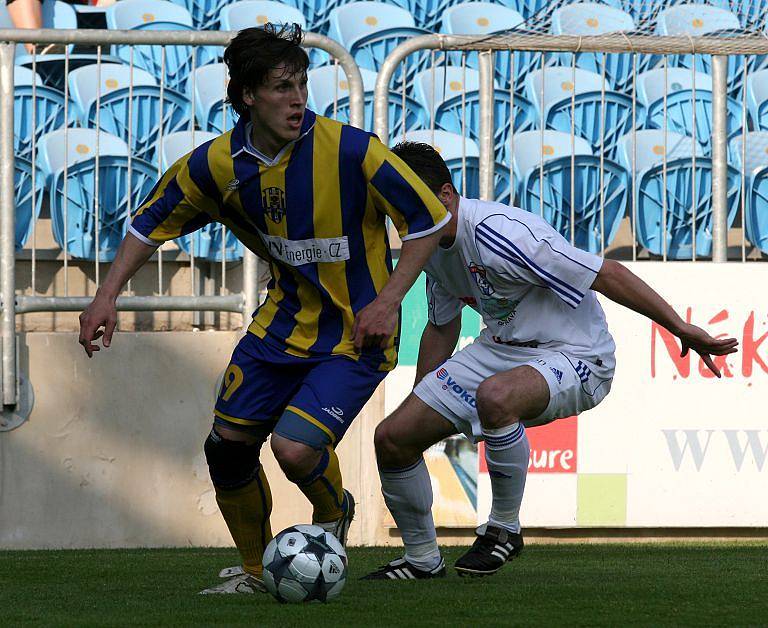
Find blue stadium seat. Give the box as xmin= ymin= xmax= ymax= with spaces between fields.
xmin=512 ymin=130 xmax=629 ymax=253
xmin=169 ymin=0 xmax=229 ymax=30
xmin=525 ymin=66 xmax=637 ymax=159
xmin=550 ymin=3 xmax=645 ymax=91
xmin=746 ymin=69 xmax=768 ymax=132
xmin=186 ymin=63 xmax=237 ymax=133
xmin=729 ymin=132 xmax=768 ymax=254
xmin=107 ymin=0 xmax=219 ymax=92
xmin=328 ymin=2 xmax=430 ymax=84
xmin=638 ymin=68 xmax=742 ymax=153
xmin=403 ymin=129 xmax=510 ymax=202
xmin=68 ymin=63 xmax=190 ymax=165
xmin=160 ymin=131 xmax=243 ymax=261
xmin=37 ymin=129 xmax=157 ymax=261
xmin=655 ymin=4 xmax=745 ymax=96
xmin=440 ymin=2 xmax=531 ymax=92
xmin=391 ymin=0 xmax=463 ymax=30
xmin=413 ymin=65 xmax=534 ymax=163
xmin=14 ymin=157 xmax=45 ymax=251
xmin=618 ymin=129 xmax=739 ymax=259
xmin=13 ymin=66 xmax=68 ymax=160
xmin=220 ymin=0 xmax=305 ymax=30
xmin=307 ymin=65 xmax=426 ymax=135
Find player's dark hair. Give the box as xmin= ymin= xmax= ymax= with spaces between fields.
xmin=224 ymin=23 xmax=309 ymax=116
xmin=391 ymin=141 xmax=457 ymax=195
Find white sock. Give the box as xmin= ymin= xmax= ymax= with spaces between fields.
xmin=482 ymin=422 xmax=530 ymax=534
xmin=379 ymin=458 xmax=442 ymax=571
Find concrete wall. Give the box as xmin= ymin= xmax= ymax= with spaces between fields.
xmin=0 ymin=332 xmax=394 ymax=549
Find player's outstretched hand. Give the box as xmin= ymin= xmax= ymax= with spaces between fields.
xmin=352 ymin=297 xmax=398 ymax=352
xmin=78 ymin=296 xmax=117 ymax=358
xmin=676 ymin=322 xmax=739 ymax=378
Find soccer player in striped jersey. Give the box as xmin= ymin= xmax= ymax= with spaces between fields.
xmin=364 ymin=142 xmax=738 ymax=580
xmin=77 ymin=26 xmax=449 ymax=593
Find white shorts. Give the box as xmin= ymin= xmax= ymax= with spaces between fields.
xmin=413 ymin=338 xmax=614 ymax=442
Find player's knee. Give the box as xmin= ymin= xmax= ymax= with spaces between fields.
xmin=271 ymin=436 xmax=321 ymax=482
xmin=476 ymin=376 xmax=519 ymax=429
xmin=204 ymin=429 xmax=262 ymax=490
xmin=374 ymin=420 xmax=420 ymax=469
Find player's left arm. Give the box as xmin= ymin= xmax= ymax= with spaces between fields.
xmin=352 ymin=137 xmax=450 ymax=350
xmin=591 ymin=260 xmax=739 ymax=377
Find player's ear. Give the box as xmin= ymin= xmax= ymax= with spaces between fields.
xmin=242 ymin=87 xmax=256 ymax=107
xmin=438 ymin=182 xmax=455 ymax=204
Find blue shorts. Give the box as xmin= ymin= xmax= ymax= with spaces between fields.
xmin=213 ymin=333 xmax=387 ymax=448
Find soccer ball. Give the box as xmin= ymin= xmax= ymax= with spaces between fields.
xmin=262 ymin=524 xmax=348 ymax=603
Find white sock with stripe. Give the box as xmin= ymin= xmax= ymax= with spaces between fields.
xmin=379 ymin=458 xmax=442 ymax=571
xmin=482 ymin=422 xmax=530 ymax=535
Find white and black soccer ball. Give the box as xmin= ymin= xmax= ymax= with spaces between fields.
xmin=262 ymin=524 xmax=348 ymax=603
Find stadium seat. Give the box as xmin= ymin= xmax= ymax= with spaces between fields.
xmin=186 ymin=63 xmax=237 ymax=133
xmin=654 ymin=4 xmax=745 ymax=96
xmin=746 ymin=69 xmax=768 ymax=131
xmin=638 ymin=68 xmax=742 ymax=153
xmin=729 ymin=132 xmax=768 ymax=254
xmin=220 ymin=0 xmax=305 ymax=30
xmin=550 ymin=3 xmax=645 ymax=91
xmin=512 ymin=130 xmax=629 ymax=253
xmin=68 ymin=63 xmax=190 ymax=165
xmin=159 ymin=131 xmax=243 ymax=261
xmin=13 ymin=66 xmax=68 ymax=160
xmin=14 ymin=157 xmax=45 ymax=251
xmin=413 ymin=65 xmax=535 ymax=163
xmin=525 ymin=66 xmax=637 ymax=159
xmin=392 ymin=0 xmax=464 ymax=30
xmin=440 ymin=2 xmax=531 ymax=92
xmin=618 ymin=129 xmax=739 ymax=259
xmin=328 ymin=2 xmax=430 ymax=84
xmin=107 ymin=0 xmax=218 ymax=92
xmin=403 ymin=129 xmax=511 ymax=202
xmin=37 ymin=129 xmax=157 ymax=261
xmin=169 ymin=0 xmax=229 ymax=30
xmin=307 ymin=65 xmax=426 ymax=135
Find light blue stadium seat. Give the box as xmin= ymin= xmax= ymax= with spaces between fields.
xmin=513 ymin=130 xmax=629 ymax=253
xmin=328 ymin=2 xmax=430 ymax=84
xmin=391 ymin=0 xmax=463 ymax=30
xmin=107 ymin=0 xmax=218 ymax=92
xmin=37 ymin=129 xmax=157 ymax=261
xmin=550 ymin=3 xmax=646 ymax=91
xmin=159 ymin=131 xmax=244 ymax=261
xmin=746 ymin=69 xmax=768 ymax=132
xmin=638 ymin=68 xmax=742 ymax=153
xmin=655 ymin=4 xmax=745 ymax=96
xmin=403 ymin=129 xmax=510 ymax=202
xmin=13 ymin=67 xmax=68 ymax=160
xmin=618 ymin=129 xmax=739 ymax=259
xmin=307 ymin=66 xmax=425 ymax=135
xmin=525 ymin=66 xmax=637 ymax=159
xmin=68 ymin=63 xmax=190 ymax=165
xmin=413 ymin=65 xmax=534 ymax=163
xmin=169 ymin=0 xmax=229 ymax=30
xmin=729 ymin=132 xmax=768 ymax=254
xmin=186 ymin=63 xmax=237 ymax=133
xmin=440 ymin=2 xmax=531 ymax=92
xmin=14 ymin=157 xmax=45 ymax=251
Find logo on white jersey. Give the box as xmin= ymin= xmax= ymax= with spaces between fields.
xmin=550 ymin=367 xmax=563 ymax=384
xmin=468 ymin=262 xmax=495 ymax=296
xmin=482 ymin=296 xmax=520 ymax=325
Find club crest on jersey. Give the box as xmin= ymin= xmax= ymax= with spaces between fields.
xmin=481 ymin=296 xmax=520 ymax=325
xmin=262 ymin=187 xmax=286 ymax=223
xmin=468 ymin=263 xmax=494 ymax=296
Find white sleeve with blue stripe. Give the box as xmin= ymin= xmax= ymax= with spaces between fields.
xmin=473 ymin=213 xmax=603 ymax=309
xmin=426 ymin=274 xmax=464 ymax=325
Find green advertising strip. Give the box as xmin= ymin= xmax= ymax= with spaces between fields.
xmin=398 ymin=271 xmax=481 ymax=366
xmin=577 ymin=474 xmax=628 ymax=527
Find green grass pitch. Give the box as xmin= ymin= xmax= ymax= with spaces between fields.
xmin=1 ymin=544 xmax=766 ymax=626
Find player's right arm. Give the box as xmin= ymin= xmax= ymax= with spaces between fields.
xmin=414 ymin=275 xmax=463 ymax=386
xmin=78 ymin=148 xmax=216 ymax=357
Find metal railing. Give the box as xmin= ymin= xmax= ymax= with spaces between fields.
xmin=0 ymin=27 xmax=364 ymax=414
xmin=373 ymin=31 xmax=768 ymax=264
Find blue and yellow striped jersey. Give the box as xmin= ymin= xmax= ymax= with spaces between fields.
xmin=130 ymin=110 xmax=449 ymax=370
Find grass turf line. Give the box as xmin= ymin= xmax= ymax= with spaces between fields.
xmin=1 ymin=544 xmax=766 ymax=626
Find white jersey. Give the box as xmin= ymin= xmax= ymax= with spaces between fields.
xmin=424 ymin=197 xmax=616 ymax=374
